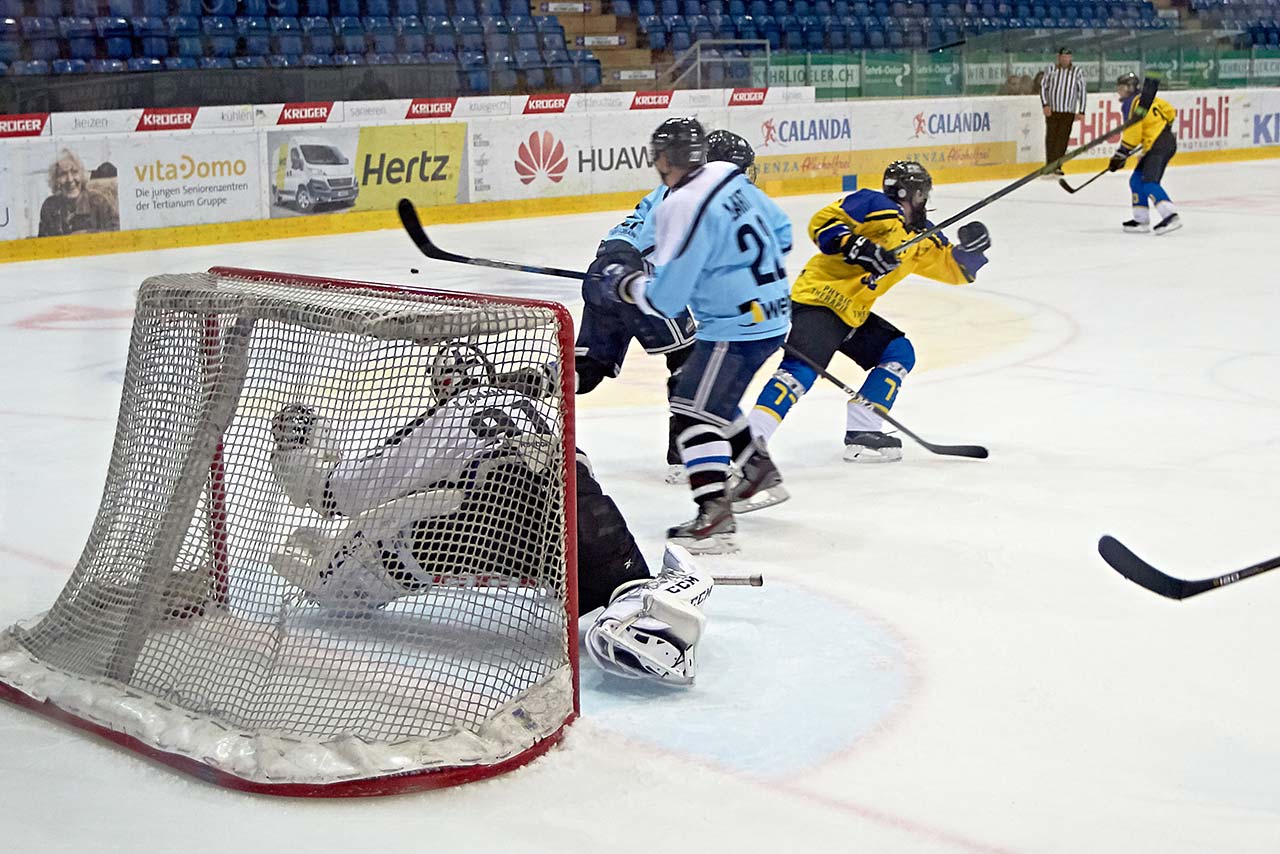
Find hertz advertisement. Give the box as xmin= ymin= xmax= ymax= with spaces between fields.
xmin=266 ymin=123 xmax=464 ymax=217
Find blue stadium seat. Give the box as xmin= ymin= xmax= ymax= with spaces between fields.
xmin=302 ymin=13 xmax=335 ymax=50
xmin=484 ymin=31 xmax=510 ymax=51
xmin=535 ymin=13 xmax=561 ymax=31
xmin=89 ymin=16 xmax=131 ymax=58
xmin=236 ymin=16 xmax=270 ymax=53
xmin=333 ymin=0 xmax=359 ymax=13
xmin=302 ymin=51 xmax=335 ymax=63
xmin=430 ymin=30 xmax=456 ymax=49
xmin=233 ymin=53 xmax=268 ymax=66
xmin=366 ymin=50 xmax=396 ymax=62
xmin=20 ymin=17 xmax=60 ymax=61
xmin=204 ymin=0 xmax=236 ymax=14
xmin=202 ymin=15 xmax=237 ymax=55
xmin=366 ymin=0 xmax=390 ymax=13
xmin=169 ymin=15 xmax=202 ymax=55
xmin=613 ymin=0 xmax=634 ymax=14
xmin=128 ymin=56 xmax=165 ymax=69
xmin=455 ymin=0 xmax=477 ymax=14
xmin=636 ymin=0 xmax=656 ymax=14
xmin=197 ymin=55 xmax=233 ymax=67
xmin=59 ymin=17 xmax=97 ymax=59
xmin=426 ymin=47 xmax=455 ymax=64
xmin=364 ymin=14 xmax=396 ymax=49
xmin=90 ymin=57 xmax=128 ymax=70
xmin=513 ymin=27 xmax=536 ymax=48
xmin=422 ymin=0 xmax=447 ymax=13
xmin=273 ymin=17 xmax=304 ymax=52
xmin=461 ymin=65 xmax=489 ymax=93
xmin=505 ymin=0 xmax=529 ymax=13
xmin=509 ymin=13 xmax=535 ymax=31
xmin=333 ymin=15 xmax=365 ymax=51
xmin=395 ymin=49 xmax=426 ymax=61
xmin=106 ymin=0 xmax=134 ymax=15
xmin=538 ymin=29 xmax=564 ymax=50
xmin=458 ymin=46 xmax=484 ymax=65
xmin=0 ymin=0 xmax=20 ymax=16
xmin=164 ymin=55 xmax=198 ymax=67
xmin=242 ymin=0 xmax=267 ymax=14
xmin=396 ymin=14 xmax=425 ymax=49
xmin=305 ymin=0 xmax=331 ymax=13
xmin=12 ymin=58 xmax=52 ymax=72
xmin=459 ymin=29 xmax=483 ymax=49
xmin=268 ymin=53 xmax=301 ymax=65
xmin=479 ymin=0 xmax=502 ymax=13
xmin=134 ymin=16 xmax=169 ymax=56
xmin=548 ymin=59 xmax=573 ymax=88
xmin=52 ymin=57 xmax=88 ymax=72
xmin=32 ymin=0 xmax=59 ymax=17
xmin=706 ymin=0 xmax=726 ymax=13
xmin=542 ymin=44 xmax=567 ymax=63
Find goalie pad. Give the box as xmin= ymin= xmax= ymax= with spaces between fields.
xmin=271 ymin=488 xmax=466 ymax=609
xmin=270 ymin=406 xmax=341 ymax=514
xmin=585 ymin=544 xmax=713 ymax=687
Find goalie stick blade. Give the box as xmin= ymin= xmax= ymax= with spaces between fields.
xmin=1098 ymin=535 xmax=1190 ymax=599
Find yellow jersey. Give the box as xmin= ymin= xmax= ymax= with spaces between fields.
xmin=1121 ymin=94 xmax=1176 ymax=152
xmin=790 ymin=189 xmax=986 ymax=329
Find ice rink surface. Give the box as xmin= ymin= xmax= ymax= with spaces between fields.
xmin=2 ymin=161 xmax=1279 ymax=853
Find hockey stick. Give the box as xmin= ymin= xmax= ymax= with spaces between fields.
xmin=1098 ymin=535 xmax=1280 ymax=600
xmin=398 ymin=199 xmax=588 ymax=280
xmin=1057 ymin=169 xmax=1108 ymax=194
xmin=396 ymin=217 xmax=985 ymax=459
xmin=890 ymin=76 xmax=1160 ymax=255
xmin=781 ymin=343 xmax=989 ymax=459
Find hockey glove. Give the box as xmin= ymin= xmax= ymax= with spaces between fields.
xmin=957 ymin=222 xmax=991 ymax=253
xmin=599 ymin=262 xmax=647 ymax=306
xmin=839 ymin=234 xmax=900 ymax=277
xmin=1108 ymin=145 xmax=1134 ymax=172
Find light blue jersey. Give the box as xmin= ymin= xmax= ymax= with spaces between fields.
xmin=639 ymin=162 xmax=792 ymax=342
xmin=605 ymin=184 xmax=666 ymax=256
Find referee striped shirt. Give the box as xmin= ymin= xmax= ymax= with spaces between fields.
xmin=1040 ymin=64 xmax=1087 ymax=113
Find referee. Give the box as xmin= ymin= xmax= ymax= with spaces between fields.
xmin=1040 ymin=46 xmax=1087 ymax=175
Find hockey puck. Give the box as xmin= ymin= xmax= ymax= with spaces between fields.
xmin=410 ymin=268 xmax=419 ymax=274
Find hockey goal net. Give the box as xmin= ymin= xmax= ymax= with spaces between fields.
xmin=0 ymin=267 xmax=578 ymax=795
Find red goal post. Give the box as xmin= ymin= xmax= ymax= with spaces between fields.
xmin=0 ymin=267 xmax=579 ymax=796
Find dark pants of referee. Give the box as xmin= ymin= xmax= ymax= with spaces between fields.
xmin=1044 ymin=112 xmax=1076 ymax=166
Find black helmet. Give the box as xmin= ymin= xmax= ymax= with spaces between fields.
xmin=883 ymin=160 xmax=932 ymax=226
xmin=650 ymin=117 xmax=707 ymax=171
xmin=706 ymin=129 xmax=756 ymax=180
xmin=1116 ymin=71 xmax=1139 ymax=94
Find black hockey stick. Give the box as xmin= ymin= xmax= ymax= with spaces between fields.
xmin=891 ymin=75 xmax=1160 ymax=255
xmin=398 ymin=198 xmax=587 ymax=280
xmin=397 ymin=216 xmax=986 ymax=459
xmin=1098 ymin=535 xmax=1280 ymax=600
xmin=782 ymin=344 xmax=988 ymax=459
xmin=1057 ymin=169 xmax=1108 ymax=194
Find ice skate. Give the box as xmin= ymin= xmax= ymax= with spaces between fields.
xmin=1153 ymin=213 xmax=1181 ymax=235
xmin=843 ymin=430 xmax=903 ymax=463
xmin=666 ymin=497 xmax=737 ymax=555
xmin=1121 ymin=219 xmax=1149 ymax=233
xmin=728 ymin=445 xmax=789 ymax=514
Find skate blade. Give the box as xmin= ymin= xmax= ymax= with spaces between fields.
xmin=664 ymin=464 xmax=689 ymax=485
xmin=732 ymin=484 xmax=790 ymax=514
xmin=842 ymin=446 xmax=903 ymax=463
xmin=1122 ymin=225 xmax=1149 ymax=234
xmin=1154 ymin=221 xmax=1182 ymax=236
xmin=668 ymin=533 xmax=739 ymax=555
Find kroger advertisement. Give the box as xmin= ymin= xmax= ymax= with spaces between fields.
xmin=2 ymin=87 xmax=1278 ymax=245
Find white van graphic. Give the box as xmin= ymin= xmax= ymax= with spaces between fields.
xmin=272 ymin=138 xmax=358 ymax=213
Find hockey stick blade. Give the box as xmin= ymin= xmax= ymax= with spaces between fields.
xmin=397 ymin=199 xmax=586 ymax=281
xmin=1098 ymin=535 xmax=1280 ymax=600
xmin=1057 ymin=171 xmax=1106 ymax=194
xmin=782 ymin=343 xmax=988 ymax=459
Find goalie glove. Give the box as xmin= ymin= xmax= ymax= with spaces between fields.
xmin=585 ymin=544 xmax=713 ymax=686
xmin=838 ymin=234 xmax=900 ymax=277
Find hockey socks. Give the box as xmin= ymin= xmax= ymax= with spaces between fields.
xmin=748 ymin=362 xmax=816 ymax=442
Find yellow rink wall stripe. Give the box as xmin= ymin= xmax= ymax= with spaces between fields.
xmin=4 ymin=145 xmax=1279 ymax=265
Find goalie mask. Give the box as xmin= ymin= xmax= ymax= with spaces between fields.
xmin=429 ymin=341 xmax=496 ymax=404
xmin=883 ymin=160 xmax=933 ymax=230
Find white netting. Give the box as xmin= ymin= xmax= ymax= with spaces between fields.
xmin=0 ymin=270 xmax=576 ymax=790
